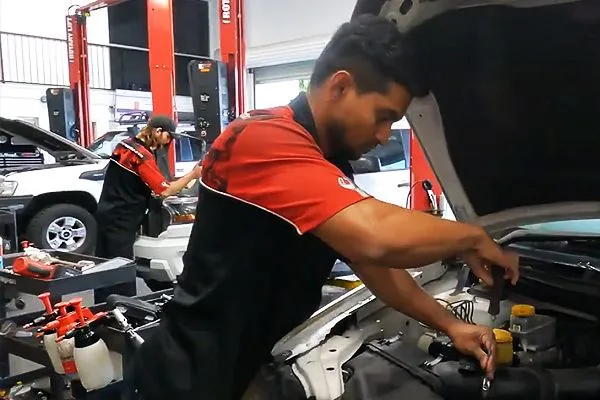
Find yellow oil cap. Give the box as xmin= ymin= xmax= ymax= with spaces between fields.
xmin=511 ymin=304 xmax=535 ymax=317
xmin=493 ymin=329 xmax=513 ymax=344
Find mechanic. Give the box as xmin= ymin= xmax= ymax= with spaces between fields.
xmin=95 ymin=115 xmax=202 ymax=260
xmin=129 ymin=15 xmax=520 ymax=400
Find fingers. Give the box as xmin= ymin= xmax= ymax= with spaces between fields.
xmin=471 ymin=264 xmax=493 ymax=286
xmin=473 ymin=347 xmax=490 ymax=371
xmin=481 ymin=331 xmax=497 ymax=379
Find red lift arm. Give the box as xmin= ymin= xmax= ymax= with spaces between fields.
xmin=66 ymin=0 xmax=177 ymax=172
xmin=219 ymin=0 xmax=246 ymax=116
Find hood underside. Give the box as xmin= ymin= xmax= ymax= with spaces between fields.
xmin=0 ymin=117 xmax=98 ymax=161
xmin=354 ymin=0 xmax=600 ymax=232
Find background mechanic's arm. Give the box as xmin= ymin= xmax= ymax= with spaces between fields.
xmin=137 ymin=158 xmax=201 ymax=197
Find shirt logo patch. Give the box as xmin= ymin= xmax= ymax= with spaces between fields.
xmin=338 ymin=176 xmax=370 ymax=198
xmin=338 ymin=176 xmax=355 ymax=189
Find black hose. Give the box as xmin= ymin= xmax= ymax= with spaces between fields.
xmin=431 ymin=360 xmax=600 ymax=399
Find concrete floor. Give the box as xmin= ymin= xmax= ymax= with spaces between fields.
xmin=3 ymin=278 xmax=152 ymax=379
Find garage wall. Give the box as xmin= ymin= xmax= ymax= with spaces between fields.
xmin=0 ymin=83 xmax=114 ymax=135
xmin=245 ymin=0 xmax=356 ymax=68
xmin=0 ymin=83 xmax=194 ymax=139
xmin=0 ymin=0 xmax=110 ymax=43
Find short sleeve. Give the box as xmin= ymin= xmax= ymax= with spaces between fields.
xmin=201 ymin=118 xmax=371 ymax=234
xmin=116 ymin=141 xmax=170 ymax=195
xmin=137 ymin=159 xmax=170 ymax=194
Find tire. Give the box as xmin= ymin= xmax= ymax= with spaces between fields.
xmin=26 ymin=203 xmax=97 ymax=255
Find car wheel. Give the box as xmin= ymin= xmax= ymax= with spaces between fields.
xmin=26 ymin=204 xmax=97 ymax=255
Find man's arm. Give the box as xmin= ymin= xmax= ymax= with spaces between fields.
xmin=137 ymin=158 xmax=201 ymax=198
xmin=159 ymin=166 xmax=201 ymax=197
xmin=200 ymin=120 xmax=518 ymax=283
xmin=353 ymin=263 xmax=498 ymax=378
xmin=352 ymin=263 xmax=460 ymax=335
xmin=313 ymin=198 xmax=492 ymax=270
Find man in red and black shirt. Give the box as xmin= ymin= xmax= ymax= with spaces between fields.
xmin=95 ymin=115 xmax=201 ymax=260
xmin=131 ymin=16 xmax=519 ymax=399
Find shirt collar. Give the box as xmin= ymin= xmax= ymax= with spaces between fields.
xmin=288 ymin=92 xmax=354 ymax=178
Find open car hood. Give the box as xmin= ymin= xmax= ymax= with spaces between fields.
xmin=353 ymin=0 xmax=600 ymax=233
xmin=0 ymin=117 xmax=99 ymax=161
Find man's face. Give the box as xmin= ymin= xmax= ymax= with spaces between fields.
xmin=154 ymin=128 xmax=173 ymax=146
xmin=321 ymin=71 xmax=412 ymax=160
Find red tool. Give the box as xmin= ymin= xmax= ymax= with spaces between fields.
xmin=37 ymin=298 xmax=98 ymax=339
xmin=23 ymin=292 xmax=59 ymax=329
xmin=13 ymin=256 xmax=57 ymax=279
xmin=53 ymin=299 xmax=107 ymax=341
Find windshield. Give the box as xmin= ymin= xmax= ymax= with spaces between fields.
xmin=89 ymin=131 xmax=132 ymax=158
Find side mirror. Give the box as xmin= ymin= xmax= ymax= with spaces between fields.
xmin=350 ymin=156 xmax=380 ymax=174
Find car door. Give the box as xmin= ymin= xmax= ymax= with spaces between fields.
xmin=352 ymin=122 xmax=412 ymax=207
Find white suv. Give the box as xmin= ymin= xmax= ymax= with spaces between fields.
xmin=0 ymin=117 xmax=202 ymax=254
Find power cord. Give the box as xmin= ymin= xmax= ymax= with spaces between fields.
xmin=419 ymin=298 xmax=476 ymax=329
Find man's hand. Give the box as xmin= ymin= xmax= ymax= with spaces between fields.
xmin=448 ymin=322 xmax=496 ymax=379
xmin=459 ymin=234 xmax=520 ymax=286
xmin=192 ymin=164 xmax=203 ymax=179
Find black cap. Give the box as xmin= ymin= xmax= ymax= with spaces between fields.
xmin=147 ymin=115 xmax=177 ymax=134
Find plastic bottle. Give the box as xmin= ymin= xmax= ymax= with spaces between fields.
xmin=56 ymin=323 xmax=78 ymax=378
xmin=42 ymin=322 xmax=65 ymax=374
xmin=509 ymin=304 xmax=536 ymax=333
xmin=493 ymin=329 xmax=514 ymax=365
xmin=71 ymin=300 xmax=114 ymax=391
xmin=53 ymin=301 xmax=79 ymax=378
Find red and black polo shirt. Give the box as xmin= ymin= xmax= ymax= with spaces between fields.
xmin=96 ymin=137 xmax=169 ymax=233
xmin=132 ymin=93 xmax=371 ymax=400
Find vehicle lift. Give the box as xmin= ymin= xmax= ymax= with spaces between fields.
xmin=409 ymin=134 xmax=443 ymax=215
xmin=66 ymin=0 xmax=246 ymax=175
xmin=66 ymin=0 xmax=434 ymax=211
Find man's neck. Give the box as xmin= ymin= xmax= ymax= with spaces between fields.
xmin=305 ymin=90 xmax=331 ymax=156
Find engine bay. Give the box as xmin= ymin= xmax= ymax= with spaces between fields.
xmin=259 ymin=233 xmax=600 ymax=400
xmin=339 ymin=235 xmax=600 ymax=400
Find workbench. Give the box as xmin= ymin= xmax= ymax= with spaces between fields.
xmin=0 ymin=290 xmax=171 ymax=399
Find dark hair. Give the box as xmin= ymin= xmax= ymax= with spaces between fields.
xmin=309 ymin=14 xmax=424 ymax=96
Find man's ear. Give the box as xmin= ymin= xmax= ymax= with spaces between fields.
xmin=328 ymin=71 xmax=355 ymax=101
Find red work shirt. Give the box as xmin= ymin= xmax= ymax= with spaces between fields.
xmin=133 ymin=93 xmax=371 ymax=400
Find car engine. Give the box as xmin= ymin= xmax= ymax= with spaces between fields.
xmin=247 ymin=234 xmax=600 ymax=399
xmin=339 ymin=235 xmax=600 ymax=400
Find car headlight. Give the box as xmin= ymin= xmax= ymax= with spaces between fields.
xmin=0 ymin=180 xmax=18 ymax=196
xmin=163 ymin=196 xmax=197 ymax=225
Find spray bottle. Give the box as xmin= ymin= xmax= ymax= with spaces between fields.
xmin=52 ymin=300 xmax=80 ymax=379
xmin=71 ymin=299 xmax=114 ymax=391
xmin=23 ymin=292 xmax=59 ymax=329
xmin=41 ymin=320 xmax=64 ymax=374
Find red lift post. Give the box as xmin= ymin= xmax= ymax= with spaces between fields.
xmin=219 ymin=0 xmax=246 ymax=116
xmin=66 ymin=0 xmax=177 ymax=172
xmin=409 ymin=131 xmax=443 ymax=215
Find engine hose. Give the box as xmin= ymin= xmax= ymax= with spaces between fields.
xmin=430 ymin=360 xmax=600 ymax=400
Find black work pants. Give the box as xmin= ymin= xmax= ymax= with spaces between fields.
xmin=95 ymin=227 xmax=136 ymax=260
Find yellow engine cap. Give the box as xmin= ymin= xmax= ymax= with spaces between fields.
xmin=493 ymin=328 xmax=513 ymax=343
xmin=511 ymin=304 xmax=536 ymax=317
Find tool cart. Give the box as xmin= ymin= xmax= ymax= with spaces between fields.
xmin=0 ymin=289 xmax=172 ymax=399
